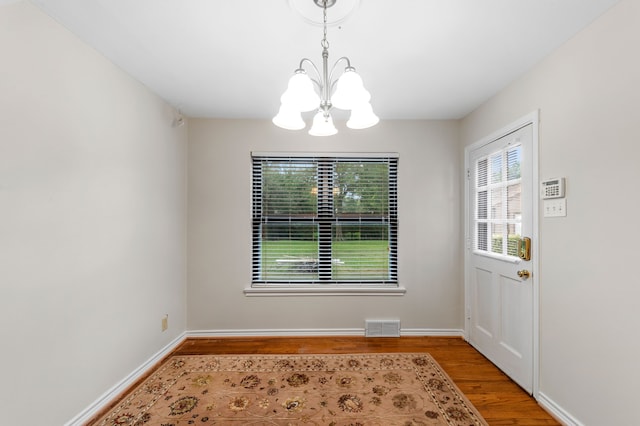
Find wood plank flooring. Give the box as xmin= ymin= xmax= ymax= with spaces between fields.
xmin=172 ymin=336 xmax=560 ymax=425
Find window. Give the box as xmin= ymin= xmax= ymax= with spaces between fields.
xmin=474 ymin=144 xmax=521 ymax=258
xmin=251 ymin=153 xmax=398 ymax=290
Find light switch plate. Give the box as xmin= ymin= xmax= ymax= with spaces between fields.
xmin=544 ymin=198 xmax=567 ymax=217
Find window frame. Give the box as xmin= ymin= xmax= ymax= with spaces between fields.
xmin=246 ymin=152 xmax=405 ymax=296
xmin=473 ymin=144 xmax=523 ymax=262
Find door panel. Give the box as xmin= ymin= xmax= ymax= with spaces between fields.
xmin=473 ymin=267 xmax=495 ymax=339
xmin=467 ymin=122 xmax=534 ymax=393
xmin=500 ymin=274 xmax=530 ymax=357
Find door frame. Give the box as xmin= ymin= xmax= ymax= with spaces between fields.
xmin=463 ymin=110 xmax=540 ymax=397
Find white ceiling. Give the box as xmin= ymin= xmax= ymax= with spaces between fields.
xmin=28 ymin=0 xmax=621 ymax=120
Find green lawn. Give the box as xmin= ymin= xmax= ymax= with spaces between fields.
xmin=261 ymin=240 xmax=389 ymax=280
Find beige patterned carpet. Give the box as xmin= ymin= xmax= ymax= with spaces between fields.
xmin=91 ymin=353 xmax=487 ymax=425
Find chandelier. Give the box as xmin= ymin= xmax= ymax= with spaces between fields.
xmin=273 ymin=0 xmax=379 ymax=136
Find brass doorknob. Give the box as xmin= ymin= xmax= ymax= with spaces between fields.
xmin=517 ymin=270 xmax=531 ymax=279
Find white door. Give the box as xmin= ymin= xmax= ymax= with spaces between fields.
xmin=466 ymin=120 xmax=536 ymax=393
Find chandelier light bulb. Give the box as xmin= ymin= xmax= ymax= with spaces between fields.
xmin=346 ymin=102 xmax=379 ymax=129
xmin=309 ymin=111 xmax=338 ymax=136
xmin=282 ymin=71 xmax=320 ymax=112
xmin=331 ymin=69 xmax=369 ymax=110
xmin=272 ymin=104 xmax=306 ymax=130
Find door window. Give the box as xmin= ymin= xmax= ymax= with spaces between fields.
xmin=474 ymin=145 xmax=522 ymax=258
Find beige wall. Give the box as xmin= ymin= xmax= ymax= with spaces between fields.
xmin=0 ymin=2 xmax=187 ymax=424
xmin=188 ymin=119 xmax=463 ymax=333
xmin=461 ymin=0 xmax=640 ymax=424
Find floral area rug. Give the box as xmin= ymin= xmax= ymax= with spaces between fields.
xmin=91 ymin=353 xmax=487 ymax=426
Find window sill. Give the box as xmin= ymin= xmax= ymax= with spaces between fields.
xmin=244 ymin=285 xmax=406 ymax=297
xmin=471 ymin=250 xmax=522 ymax=264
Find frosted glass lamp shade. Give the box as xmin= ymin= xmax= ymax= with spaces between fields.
xmin=281 ymin=72 xmax=320 ymax=112
xmin=346 ymin=102 xmax=379 ymax=129
xmin=331 ymin=69 xmax=370 ymax=110
xmin=273 ymin=104 xmax=305 ymax=130
xmin=308 ymin=112 xmax=337 ymax=136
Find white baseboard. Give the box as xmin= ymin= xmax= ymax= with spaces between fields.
xmin=401 ymin=328 xmax=464 ymax=337
xmin=186 ymin=328 xmax=465 ymax=338
xmin=537 ymin=392 xmax=584 ymax=426
xmin=65 ymin=332 xmax=186 ymax=426
xmin=188 ymin=328 xmax=364 ymax=337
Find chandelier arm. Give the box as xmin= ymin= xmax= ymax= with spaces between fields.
xmin=298 ymin=58 xmax=322 ymax=82
xmin=309 ymin=77 xmax=323 ymax=92
xmin=328 ymin=56 xmax=354 ymax=90
xmin=296 ymin=58 xmax=324 ymax=95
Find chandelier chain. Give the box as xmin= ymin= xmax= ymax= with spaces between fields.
xmin=321 ymin=1 xmax=329 ymax=49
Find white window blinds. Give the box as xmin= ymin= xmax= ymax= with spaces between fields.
xmin=474 ymin=145 xmax=522 ymax=257
xmin=252 ymin=153 xmax=398 ymax=284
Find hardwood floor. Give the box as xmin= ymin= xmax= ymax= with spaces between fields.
xmin=173 ymin=336 xmax=560 ymax=425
